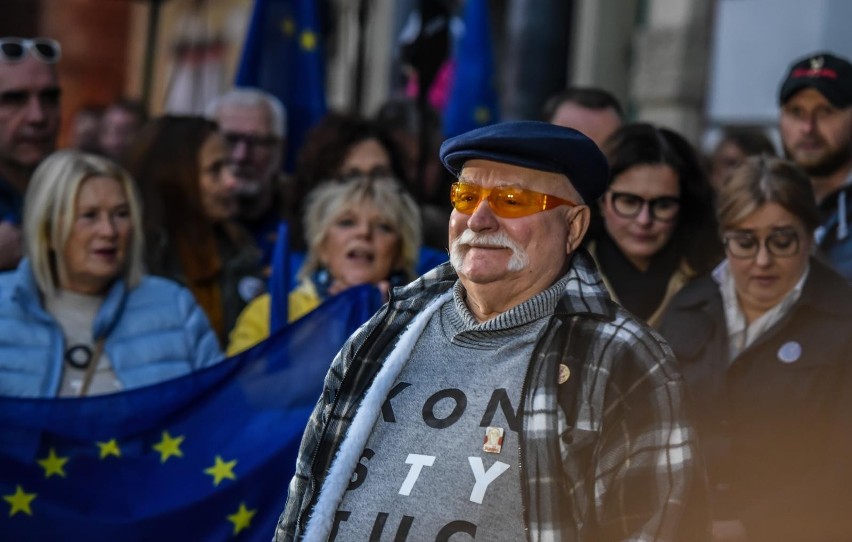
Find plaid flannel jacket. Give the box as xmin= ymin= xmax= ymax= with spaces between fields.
xmin=275 ymin=249 xmax=706 ymax=541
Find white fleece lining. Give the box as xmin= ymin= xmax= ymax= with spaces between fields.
xmin=303 ymin=292 xmax=452 ymax=540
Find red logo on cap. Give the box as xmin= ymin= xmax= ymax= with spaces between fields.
xmin=791 ymin=68 xmax=838 ymax=80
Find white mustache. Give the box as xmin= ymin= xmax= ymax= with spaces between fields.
xmin=450 ymin=230 xmax=529 ymax=272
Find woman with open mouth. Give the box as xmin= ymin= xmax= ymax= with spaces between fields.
xmin=227 ymin=175 xmax=421 ymax=355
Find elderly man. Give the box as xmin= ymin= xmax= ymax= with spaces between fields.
xmin=541 ymin=86 xmax=624 ymax=149
xmin=0 ymin=37 xmax=61 ymax=271
xmin=206 ymin=88 xmax=293 ymax=268
xmin=275 ymin=121 xmax=705 ymax=541
xmin=779 ymin=51 xmax=852 ymax=278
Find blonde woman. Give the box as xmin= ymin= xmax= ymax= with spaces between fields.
xmin=227 ymin=175 xmax=421 ymax=355
xmin=0 ymin=150 xmax=221 ymax=397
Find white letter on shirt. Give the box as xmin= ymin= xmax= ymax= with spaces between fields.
xmin=399 ymin=454 xmax=436 ymax=496
xmin=468 ymin=457 xmax=510 ymax=504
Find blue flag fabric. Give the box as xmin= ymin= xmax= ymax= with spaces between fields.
xmin=442 ymin=0 xmax=500 ymax=138
xmin=269 ymin=220 xmax=291 ymax=333
xmin=235 ymin=0 xmax=327 ymax=172
xmin=0 ymin=285 xmax=384 ymax=541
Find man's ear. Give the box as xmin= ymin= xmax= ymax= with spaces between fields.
xmin=565 ymin=205 xmax=590 ymax=253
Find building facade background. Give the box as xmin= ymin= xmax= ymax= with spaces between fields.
xmin=4 ymin=0 xmax=851 ymax=151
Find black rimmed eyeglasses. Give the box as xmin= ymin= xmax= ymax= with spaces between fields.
xmin=722 ymin=228 xmax=801 ymax=259
xmin=0 ymin=38 xmax=61 ymax=64
xmin=607 ymin=191 xmax=681 ymax=222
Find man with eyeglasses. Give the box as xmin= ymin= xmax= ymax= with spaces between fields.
xmin=778 ymin=51 xmax=852 ymax=279
xmin=275 ymin=121 xmax=707 ymax=541
xmin=205 ymin=88 xmax=294 ymax=270
xmin=0 ymin=37 xmax=61 ymax=271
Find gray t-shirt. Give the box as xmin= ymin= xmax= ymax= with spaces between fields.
xmin=334 ymin=276 xmax=568 ymax=541
xmin=45 ymin=289 xmax=121 ymax=397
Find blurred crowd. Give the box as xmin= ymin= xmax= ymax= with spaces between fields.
xmin=2 ymin=34 xmax=852 ymax=540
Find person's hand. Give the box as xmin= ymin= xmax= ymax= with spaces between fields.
xmin=0 ymin=221 xmax=23 ymax=271
xmin=712 ymin=520 xmax=747 ymax=542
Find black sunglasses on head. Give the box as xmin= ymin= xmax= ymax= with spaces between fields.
xmin=0 ymin=38 xmax=61 ymax=64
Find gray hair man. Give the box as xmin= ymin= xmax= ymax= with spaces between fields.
xmin=779 ymin=51 xmax=852 ymax=278
xmin=206 ymin=88 xmax=292 ymax=267
xmin=275 ymin=121 xmax=707 ymax=541
xmin=0 ymin=37 xmax=61 ymax=270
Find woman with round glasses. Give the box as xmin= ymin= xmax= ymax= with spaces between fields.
xmin=658 ymin=156 xmax=852 ymax=541
xmin=290 ymin=113 xmax=408 ymax=251
xmin=590 ymin=123 xmax=721 ymax=326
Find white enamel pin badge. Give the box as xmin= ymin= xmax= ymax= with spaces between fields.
xmin=483 ymin=426 xmax=504 ymax=454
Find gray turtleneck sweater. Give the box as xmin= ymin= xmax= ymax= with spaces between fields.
xmin=333 ymin=273 xmax=570 ymax=541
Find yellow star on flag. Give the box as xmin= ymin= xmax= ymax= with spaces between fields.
xmin=227 ymin=502 xmax=257 ymax=535
xmin=96 ymin=439 xmax=122 ymax=460
xmin=204 ymin=455 xmax=237 ymax=486
xmin=474 ymin=106 xmax=492 ymax=125
xmin=37 ymin=448 xmax=69 ymax=478
xmin=153 ymin=431 xmax=185 ymax=463
xmin=280 ymin=17 xmax=296 ymax=37
xmin=3 ymin=485 xmax=36 ymax=517
xmin=300 ymin=30 xmax=317 ymax=51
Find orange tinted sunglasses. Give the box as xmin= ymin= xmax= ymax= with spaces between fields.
xmin=450 ymin=181 xmax=578 ymax=218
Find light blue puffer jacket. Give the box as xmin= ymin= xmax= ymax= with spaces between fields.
xmin=0 ymin=259 xmax=223 ymax=397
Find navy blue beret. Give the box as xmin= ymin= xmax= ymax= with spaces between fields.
xmin=439 ymin=120 xmax=610 ymax=203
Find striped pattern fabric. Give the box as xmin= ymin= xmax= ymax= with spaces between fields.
xmin=276 ymin=249 xmax=705 ymax=541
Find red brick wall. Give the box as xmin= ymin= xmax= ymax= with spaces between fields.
xmin=39 ymin=0 xmax=132 ymax=146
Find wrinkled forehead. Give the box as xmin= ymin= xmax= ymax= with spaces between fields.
xmin=340 ymin=138 xmax=392 ymax=175
xmin=217 ymin=102 xmax=274 ymax=134
xmin=781 ymin=86 xmax=835 ymax=107
xmin=329 ymin=198 xmax=396 ymax=231
xmin=459 ymin=159 xmax=580 ymax=199
xmin=0 ymin=56 xmax=58 ymax=92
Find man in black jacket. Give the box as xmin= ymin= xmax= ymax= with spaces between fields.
xmin=779 ymin=51 xmax=852 ymax=279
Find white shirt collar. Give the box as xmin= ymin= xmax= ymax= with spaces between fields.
xmin=712 ymin=259 xmax=809 ymax=360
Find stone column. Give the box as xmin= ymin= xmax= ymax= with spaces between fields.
xmin=630 ymin=0 xmax=715 ymax=142
xmin=569 ymin=0 xmax=639 ymax=109
xmin=501 ymin=0 xmax=573 ymax=120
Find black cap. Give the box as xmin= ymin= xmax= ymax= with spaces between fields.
xmin=439 ymin=120 xmax=609 ymax=203
xmin=779 ymin=51 xmax=852 ymax=108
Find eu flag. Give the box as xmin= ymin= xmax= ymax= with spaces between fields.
xmin=0 ymin=285 xmax=384 ymax=541
xmin=442 ymin=0 xmax=501 ymax=138
xmin=235 ymin=0 xmax=327 ymax=172
xmin=269 ymin=220 xmax=291 ymax=334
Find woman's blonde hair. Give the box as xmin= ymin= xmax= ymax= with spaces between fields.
xmin=717 ymin=155 xmax=820 ymax=234
xmin=23 ymin=149 xmax=145 ymax=296
xmin=299 ymin=176 xmax=421 ymax=282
